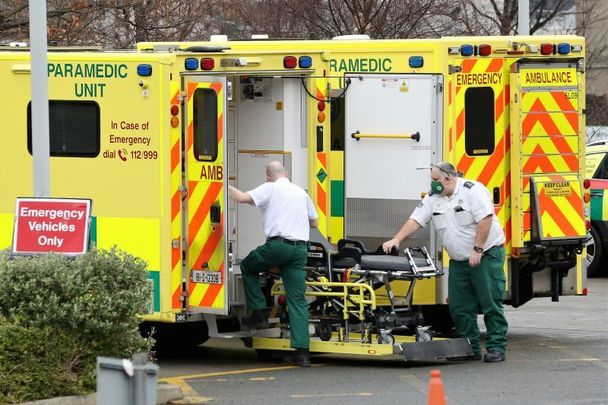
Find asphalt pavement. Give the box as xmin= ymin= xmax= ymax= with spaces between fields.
xmin=158 ymin=278 xmax=608 ymax=404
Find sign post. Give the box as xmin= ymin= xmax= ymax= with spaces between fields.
xmin=12 ymin=198 xmax=92 ymax=256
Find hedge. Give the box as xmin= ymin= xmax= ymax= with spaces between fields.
xmin=0 ymin=247 xmax=153 ymax=403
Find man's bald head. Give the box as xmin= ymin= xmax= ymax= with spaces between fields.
xmin=266 ymin=161 xmax=287 ymax=181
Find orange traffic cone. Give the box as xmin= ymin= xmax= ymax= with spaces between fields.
xmin=427 ymin=369 xmax=447 ymax=405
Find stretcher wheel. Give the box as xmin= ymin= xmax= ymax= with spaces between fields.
xmin=378 ymin=333 xmax=395 ymax=345
xmin=415 ymin=327 xmax=433 ymax=342
xmin=315 ymin=323 xmax=333 ymax=341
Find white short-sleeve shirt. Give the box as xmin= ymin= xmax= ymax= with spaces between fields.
xmin=410 ymin=177 xmax=505 ymax=261
xmin=247 ymin=177 xmax=318 ymax=241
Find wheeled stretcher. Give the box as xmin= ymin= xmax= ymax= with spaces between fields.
xmin=251 ymin=230 xmax=473 ymax=362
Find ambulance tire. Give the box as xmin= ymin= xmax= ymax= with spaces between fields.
xmin=141 ymin=321 xmax=209 ymax=354
xmin=587 ymin=226 xmax=605 ymax=278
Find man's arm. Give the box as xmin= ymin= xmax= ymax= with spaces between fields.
xmin=469 ymin=214 xmax=492 ymax=267
xmin=309 ymin=218 xmax=318 ymax=228
xmin=382 ymin=218 xmax=422 ymax=253
xmin=228 ymin=185 xmax=253 ymax=204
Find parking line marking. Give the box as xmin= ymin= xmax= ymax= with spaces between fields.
xmin=291 ymin=393 xmax=373 ymax=398
xmin=160 ymin=364 xmax=322 ymax=383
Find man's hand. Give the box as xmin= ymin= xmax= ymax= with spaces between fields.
xmin=382 ymin=238 xmax=399 ymax=254
xmin=469 ymin=250 xmax=482 ymax=267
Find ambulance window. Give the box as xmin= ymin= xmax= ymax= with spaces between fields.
xmin=465 ymin=87 xmax=495 ymax=156
xmin=193 ymin=88 xmax=218 ymax=162
xmin=330 ymin=94 xmax=344 ymax=151
xmin=27 ymin=101 xmax=100 ymax=157
xmin=592 ymin=153 xmax=608 ymax=179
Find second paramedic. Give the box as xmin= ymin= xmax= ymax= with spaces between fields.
xmin=382 ymin=161 xmax=508 ymax=363
xmin=228 ymin=161 xmax=319 ymax=367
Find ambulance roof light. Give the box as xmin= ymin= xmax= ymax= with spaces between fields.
xmin=557 ymin=43 xmax=571 ymax=55
xmin=184 ymin=58 xmax=199 ymax=70
xmin=572 ymin=44 xmax=582 ymax=52
xmin=409 ymin=56 xmax=424 ymax=68
xmin=137 ymin=64 xmax=152 ymax=76
xmin=200 ymin=57 xmax=214 ymax=70
xmin=478 ymin=44 xmax=492 ymax=56
xmin=448 ymin=47 xmax=460 ymax=55
xmin=332 ymin=34 xmax=370 ymax=40
xmin=541 ymin=43 xmax=554 ymax=55
xmin=460 ymin=44 xmax=474 ymax=57
xmin=251 ymin=34 xmax=269 ymax=39
xmin=283 ymin=56 xmax=297 ymax=68
xmin=210 ymin=35 xmax=228 ymax=42
xmin=298 ymin=56 xmax=312 ymax=68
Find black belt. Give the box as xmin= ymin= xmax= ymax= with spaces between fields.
xmin=268 ymin=236 xmax=307 ymax=246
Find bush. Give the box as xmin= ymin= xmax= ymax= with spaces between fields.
xmin=0 ymin=247 xmax=153 ymax=402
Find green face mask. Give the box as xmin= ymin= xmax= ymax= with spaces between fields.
xmin=430 ymin=180 xmax=444 ymax=195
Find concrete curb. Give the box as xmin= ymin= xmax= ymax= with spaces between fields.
xmin=16 ymin=383 xmax=183 ymax=405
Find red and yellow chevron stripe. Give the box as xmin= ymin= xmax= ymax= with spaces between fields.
xmin=185 ymin=81 xmax=226 ymax=313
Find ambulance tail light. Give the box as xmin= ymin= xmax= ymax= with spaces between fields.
xmin=171 ymin=117 xmax=179 ymax=128
xmin=317 ymin=101 xmax=325 ymax=112
xmin=170 ymin=104 xmax=179 ymax=116
xmin=283 ymin=56 xmax=297 ymax=68
xmin=409 ymin=56 xmax=424 ymax=68
xmin=540 ymin=43 xmax=554 ymax=55
xmin=200 ymin=58 xmax=215 ymax=70
xmin=584 ymin=192 xmax=591 ymax=203
xmin=478 ymin=44 xmax=492 ymax=56
xmin=460 ymin=44 xmax=474 ymax=56
xmin=137 ymin=64 xmax=152 ymax=77
xmin=583 ymin=288 xmax=588 ymax=296
xmin=512 ymin=247 xmax=521 ymax=258
xmin=184 ymin=58 xmax=199 ymax=70
xmin=557 ymin=43 xmax=571 ymax=55
xmin=298 ymin=56 xmax=312 ymax=68
xmin=586 ymin=220 xmax=591 ymax=231
xmin=583 ymin=179 xmax=591 ymax=189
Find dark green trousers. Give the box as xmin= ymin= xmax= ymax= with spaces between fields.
xmin=240 ymin=239 xmax=309 ymax=349
xmin=448 ymin=246 xmax=508 ymax=355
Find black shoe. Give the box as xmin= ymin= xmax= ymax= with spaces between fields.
xmin=484 ymin=350 xmax=505 ymax=363
xmin=242 ymin=310 xmax=270 ymax=329
xmin=448 ymin=353 xmax=482 ymax=361
xmin=283 ymin=348 xmax=311 ymax=367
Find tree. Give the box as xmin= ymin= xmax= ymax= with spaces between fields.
xmin=452 ymin=0 xmax=573 ymax=35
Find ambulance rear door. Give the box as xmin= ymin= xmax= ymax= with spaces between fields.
xmin=509 ymin=60 xmax=586 ymax=248
xmin=182 ymin=75 xmax=229 ymax=315
xmin=343 ymin=74 xmax=443 ymax=251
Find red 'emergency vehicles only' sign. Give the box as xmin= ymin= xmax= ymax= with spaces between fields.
xmin=12 ymin=198 xmax=92 ymax=255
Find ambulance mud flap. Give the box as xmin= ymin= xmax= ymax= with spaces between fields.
xmin=400 ymin=338 xmax=473 ymax=361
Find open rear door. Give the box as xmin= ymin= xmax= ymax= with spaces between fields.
xmin=182 ymin=76 xmax=229 ymax=315
xmin=344 ymin=74 xmax=442 ymax=247
xmin=510 ymin=60 xmax=586 ymax=247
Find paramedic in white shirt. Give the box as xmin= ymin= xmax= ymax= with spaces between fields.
xmin=382 ymin=161 xmax=508 ymax=363
xmin=228 ymin=161 xmax=318 ymax=367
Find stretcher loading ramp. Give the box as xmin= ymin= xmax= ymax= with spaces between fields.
xmin=252 ymin=336 xmax=473 ymax=362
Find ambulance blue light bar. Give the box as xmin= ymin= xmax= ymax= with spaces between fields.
xmin=137 ymin=64 xmax=152 ymax=76
xmin=460 ymin=44 xmax=474 ymax=57
xmin=557 ymin=43 xmax=571 ymax=55
xmin=185 ymin=58 xmax=199 ymax=70
xmin=409 ymin=56 xmax=424 ymax=68
xmin=298 ymin=56 xmax=312 ymax=68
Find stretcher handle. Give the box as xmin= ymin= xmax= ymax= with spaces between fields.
xmin=351 ymin=131 xmax=420 ymax=142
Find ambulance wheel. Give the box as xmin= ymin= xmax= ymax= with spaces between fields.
xmin=586 ymin=226 xmax=605 ymax=277
xmin=316 ymin=323 xmax=333 ymax=341
xmin=378 ymin=333 xmax=395 ymax=345
xmin=142 ymin=321 xmax=209 ymax=354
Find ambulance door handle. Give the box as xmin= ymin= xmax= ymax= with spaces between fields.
xmin=493 ymin=187 xmax=500 ymax=205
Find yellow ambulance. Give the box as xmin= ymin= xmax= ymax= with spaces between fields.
xmin=0 ymin=34 xmax=588 ymax=348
